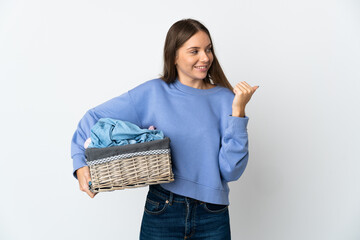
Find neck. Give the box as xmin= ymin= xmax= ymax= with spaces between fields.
xmin=178 ymin=77 xmax=210 ymax=90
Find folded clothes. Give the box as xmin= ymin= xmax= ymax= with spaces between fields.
xmin=84 ymin=125 xmax=157 ymax=149
xmin=88 ymin=118 xmax=164 ymax=148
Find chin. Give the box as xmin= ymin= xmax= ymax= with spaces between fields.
xmin=198 ymin=74 xmax=208 ymax=80
xmin=193 ymin=73 xmax=208 ymax=79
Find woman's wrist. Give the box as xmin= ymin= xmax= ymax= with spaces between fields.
xmin=232 ymin=106 xmax=245 ymax=117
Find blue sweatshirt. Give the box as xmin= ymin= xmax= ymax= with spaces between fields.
xmin=71 ymin=77 xmax=249 ymax=205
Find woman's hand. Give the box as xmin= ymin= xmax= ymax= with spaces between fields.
xmin=76 ymin=166 xmax=97 ymax=198
xmin=232 ymin=81 xmax=259 ymax=117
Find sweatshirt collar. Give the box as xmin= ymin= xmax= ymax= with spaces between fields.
xmin=173 ymin=77 xmax=222 ymax=95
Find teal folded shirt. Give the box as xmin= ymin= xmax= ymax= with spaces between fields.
xmin=88 ymin=118 xmax=164 ymax=148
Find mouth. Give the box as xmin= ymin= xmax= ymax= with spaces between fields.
xmin=194 ymin=65 xmax=209 ymax=72
xmin=194 ymin=65 xmax=208 ymax=69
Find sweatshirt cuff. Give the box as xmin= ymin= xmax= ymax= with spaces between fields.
xmin=228 ymin=115 xmax=249 ymax=134
xmin=72 ymin=153 xmax=88 ymax=180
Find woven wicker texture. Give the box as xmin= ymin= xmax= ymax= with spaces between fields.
xmin=88 ymin=152 xmax=174 ymax=193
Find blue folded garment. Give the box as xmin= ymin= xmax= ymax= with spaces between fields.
xmin=88 ymin=118 xmax=164 ymax=148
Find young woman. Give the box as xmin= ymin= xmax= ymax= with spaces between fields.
xmin=71 ymin=18 xmax=258 ymax=239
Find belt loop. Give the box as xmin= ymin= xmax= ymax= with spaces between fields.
xmin=169 ymin=192 xmax=173 ymax=205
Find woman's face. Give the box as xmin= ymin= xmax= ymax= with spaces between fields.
xmin=175 ymin=31 xmax=213 ymax=83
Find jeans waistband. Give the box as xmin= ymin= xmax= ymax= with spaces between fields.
xmin=149 ymin=184 xmax=204 ymax=204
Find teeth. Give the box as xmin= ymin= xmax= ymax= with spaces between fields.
xmin=195 ymin=66 xmax=207 ymax=69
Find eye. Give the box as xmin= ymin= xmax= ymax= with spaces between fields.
xmin=190 ymin=48 xmax=212 ymax=54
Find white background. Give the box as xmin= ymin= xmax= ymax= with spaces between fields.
xmin=0 ymin=0 xmax=359 ymax=239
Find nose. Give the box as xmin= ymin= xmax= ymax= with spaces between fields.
xmin=200 ymin=50 xmax=210 ymax=63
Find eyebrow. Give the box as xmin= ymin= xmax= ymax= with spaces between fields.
xmin=187 ymin=43 xmax=212 ymax=50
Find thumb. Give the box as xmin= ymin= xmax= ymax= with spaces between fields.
xmin=253 ymin=86 xmax=260 ymax=91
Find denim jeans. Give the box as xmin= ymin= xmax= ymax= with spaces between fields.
xmin=140 ymin=184 xmax=231 ymax=239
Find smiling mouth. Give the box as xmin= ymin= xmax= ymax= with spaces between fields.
xmin=194 ymin=66 xmax=208 ymax=69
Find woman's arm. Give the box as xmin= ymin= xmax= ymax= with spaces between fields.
xmin=71 ymin=91 xmax=141 ymax=197
xmin=218 ymin=81 xmax=258 ymax=182
xmin=218 ymin=115 xmax=249 ymax=182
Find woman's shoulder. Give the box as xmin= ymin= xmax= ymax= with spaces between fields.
xmin=134 ymin=78 xmax=166 ymax=88
xmin=128 ymin=78 xmax=167 ymax=95
xmin=144 ymin=78 xmax=168 ymax=87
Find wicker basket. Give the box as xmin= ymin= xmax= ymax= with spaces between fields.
xmin=85 ymin=137 xmax=174 ymax=193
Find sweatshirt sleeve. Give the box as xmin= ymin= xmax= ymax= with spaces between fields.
xmin=218 ymin=115 xmax=249 ymax=182
xmin=70 ymin=91 xmax=141 ymax=179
